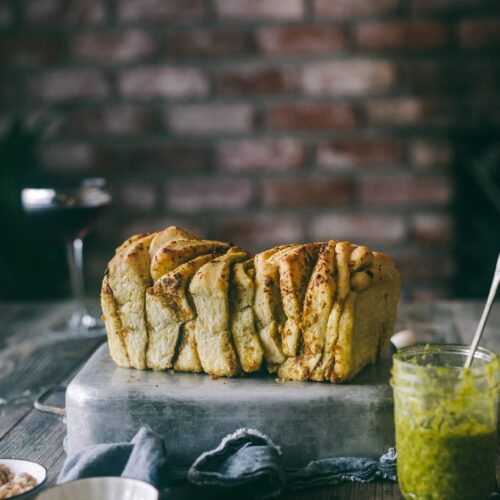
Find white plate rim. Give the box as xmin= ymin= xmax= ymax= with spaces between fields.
xmin=0 ymin=457 xmax=48 ymax=499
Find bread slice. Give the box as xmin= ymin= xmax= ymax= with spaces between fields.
xmin=101 ymin=274 xmax=129 ymax=368
xmin=101 ymin=232 xmax=153 ymax=368
xmin=145 ymin=253 xmax=221 ymax=370
xmin=302 ymin=240 xmax=337 ymax=355
xmin=149 ymin=226 xmax=200 ymax=259
xmin=253 ymin=245 xmax=299 ymax=369
xmin=174 ymin=319 xmax=203 ymax=373
xmin=332 ymin=253 xmax=399 ymax=382
xmin=229 ymin=260 xmax=264 ymax=373
xmin=310 ymin=241 xmax=352 ymax=381
xmin=190 ymin=250 xmax=249 ymax=377
xmin=150 ymin=240 xmax=231 ymax=282
xmin=277 ymin=240 xmax=336 ymax=381
xmin=278 ymin=243 xmax=322 ymax=357
xmin=106 ymin=233 xmax=155 ymax=369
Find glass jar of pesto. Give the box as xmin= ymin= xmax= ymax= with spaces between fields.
xmin=391 ymin=344 xmax=499 ymax=500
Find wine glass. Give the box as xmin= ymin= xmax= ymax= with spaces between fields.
xmin=21 ymin=178 xmax=112 ymax=335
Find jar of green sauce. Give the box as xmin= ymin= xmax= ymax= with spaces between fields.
xmin=391 ymin=344 xmax=499 ymax=500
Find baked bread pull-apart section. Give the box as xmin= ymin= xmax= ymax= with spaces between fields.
xmin=102 ymin=226 xmax=400 ymax=383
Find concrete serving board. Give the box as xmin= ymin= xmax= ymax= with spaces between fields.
xmin=66 ymin=344 xmax=394 ymax=468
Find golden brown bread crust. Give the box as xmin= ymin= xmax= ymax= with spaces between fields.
xmin=150 ymin=240 xmax=231 ymax=282
xmin=106 ymin=233 xmax=155 ymax=369
xmin=278 ymin=243 xmax=322 ymax=357
xmin=189 ymin=250 xmax=249 ymax=377
xmin=101 ymin=274 xmax=130 ymax=368
xmin=102 ymin=227 xmax=400 ymax=383
xmin=148 ymin=226 xmax=200 ymax=259
xmin=145 ymin=253 xmax=221 ymax=370
xmin=230 ymin=260 xmax=264 ymax=373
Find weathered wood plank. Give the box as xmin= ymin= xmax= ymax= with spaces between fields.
xmin=281 ymin=481 xmax=403 ymax=499
xmin=0 ymin=335 xmax=104 ymax=439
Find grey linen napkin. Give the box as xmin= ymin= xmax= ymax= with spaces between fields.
xmin=188 ymin=428 xmax=396 ymax=498
xmin=58 ymin=426 xmax=396 ymax=498
xmin=58 ymin=427 xmax=170 ymax=490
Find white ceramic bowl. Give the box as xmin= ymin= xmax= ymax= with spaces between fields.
xmin=36 ymin=477 xmax=159 ymax=500
xmin=0 ymin=458 xmax=47 ymax=499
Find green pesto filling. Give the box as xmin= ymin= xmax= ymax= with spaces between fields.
xmin=396 ymin=416 xmax=496 ymax=500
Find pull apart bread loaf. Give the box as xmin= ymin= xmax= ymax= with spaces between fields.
xmin=102 ymin=226 xmax=400 ymax=382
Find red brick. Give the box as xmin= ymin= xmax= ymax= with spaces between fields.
xmin=366 ymin=99 xmax=455 ymax=127
xmin=215 ymin=0 xmax=304 ymax=20
xmin=218 ymin=139 xmax=304 ymax=172
xmin=301 ymin=60 xmax=395 ymax=96
xmin=311 ymin=214 xmax=407 ymax=243
xmin=119 ymin=67 xmax=208 ymax=99
xmin=0 ymin=36 xmax=59 ymax=66
xmin=410 ymin=140 xmax=454 ymax=168
xmin=217 ymin=66 xmax=294 ymax=96
xmin=262 ymin=178 xmax=352 ymax=208
xmin=70 ymin=31 xmax=158 ymax=63
xmin=117 ymin=0 xmax=204 ymax=21
xmin=412 ymin=214 xmax=453 ymax=243
xmin=459 ymin=20 xmax=500 ymax=49
xmin=317 ymin=139 xmax=402 ymax=168
xmin=167 ymin=30 xmax=247 ymax=58
xmin=116 ymin=183 xmax=157 ymax=211
xmin=315 ymin=0 xmax=398 ymax=18
xmin=67 ymin=106 xmax=158 ymax=136
xmin=95 ymin=144 xmax=209 ymax=171
xmin=356 ymin=21 xmax=448 ymax=51
xmin=167 ymin=104 xmax=253 ymax=134
xmin=27 ymin=70 xmax=109 ymax=101
xmin=39 ymin=142 xmax=94 ymax=171
xmin=266 ymin=103 xmax=356 ymax=130
xmin=257 ymin=27 xmax=345 ymax=55
xmin=167 ymin=179 xmax=254 ymax=213
xmin=361 ymin=177 xmax=453 ymax=206
xmin=215 ymin=216 xmax=304 ymax=252
xmin=24 ymin=0 xmax=106 ymax=24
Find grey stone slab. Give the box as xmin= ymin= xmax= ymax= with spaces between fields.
xmin=66 ymin=345 xmax=394 ymax=468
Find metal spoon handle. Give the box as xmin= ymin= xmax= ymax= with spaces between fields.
xmin=464 ymin=253 xmax=500 ymax=368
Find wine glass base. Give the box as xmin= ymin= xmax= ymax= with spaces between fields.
xmin=51 ymin=309 xmax=106 ymax=337
xmin=69 ymin=311 xmax=106 ymax=337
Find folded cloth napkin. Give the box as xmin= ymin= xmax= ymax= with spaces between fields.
xmin=58 ymin=426 xmax=396 ymax=499
xmin=58 ymin=427 xmax=170 ymax=490
xmin=188 ymin=428 xmax=396 ymax=498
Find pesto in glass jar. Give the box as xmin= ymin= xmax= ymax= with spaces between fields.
xmin=391 ymin=344 xmax=499 ymax=500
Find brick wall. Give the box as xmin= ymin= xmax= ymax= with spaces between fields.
xmin=1 ymin=0 xmax=500 ymax=299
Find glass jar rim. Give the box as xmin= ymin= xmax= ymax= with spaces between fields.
xmin=393 ymin=343 xmax=497 ymax=369
xmin=391 ymin=344 xmax=500 ymax=393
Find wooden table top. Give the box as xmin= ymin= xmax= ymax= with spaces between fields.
xmin=0 ymin=300 xmax=499 ymax=499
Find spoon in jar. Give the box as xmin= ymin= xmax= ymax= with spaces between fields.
xmin=464 ymin=253 xmax=500 ymax=368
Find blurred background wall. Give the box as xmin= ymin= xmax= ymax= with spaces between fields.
xmin=1 ymin=0 xmax=499 ymax=300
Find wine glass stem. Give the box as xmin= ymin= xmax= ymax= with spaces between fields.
xmin=66 ymin=238 xmax=86 ymax=315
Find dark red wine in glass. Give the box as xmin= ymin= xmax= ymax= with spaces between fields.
xmin=21 ymin=178 xmax=112 ymax=334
